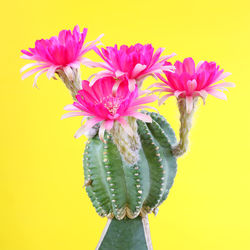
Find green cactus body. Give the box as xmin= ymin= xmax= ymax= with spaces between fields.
xmin=83 ymin=112 xmax=177 ymax=220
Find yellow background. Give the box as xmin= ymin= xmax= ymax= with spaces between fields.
xmin=1 ymin=0 xmax=250 ymax=249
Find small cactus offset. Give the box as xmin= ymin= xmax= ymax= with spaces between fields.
xmin=83 ymin=112 xmax=177 ymax=220
xmin=21 ymin=25 xmax=234 ymax=250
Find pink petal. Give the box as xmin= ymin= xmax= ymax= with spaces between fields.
xmin=195 ymin=61 xmax=204 ymax=72
xmin=132 ymin=105 xmax=159 ymax=112
xmin=207 ymin=89 xmax=227 ymax=100
xmin=157 ymin=52 xmax=177 ymax=62
xmin=81 ymin=33 xmax=104 ymax=54
xmin=130 ymin=112 xmax=152 ymax=123
xmin=20 ymin=62 xmax=44 ymax=73
xmin=89 ymin=71 xmax=113 ymax=86
xmin=80 ymin=57 xmax=95 ymax=66
xmin=21 ymin=49 xmax=33 ymax=56
xmin=115 ymin=70 xmax=125 ymax=78
xmin=112 ymin=79 xmax=122 ymax=96
xmin=147 ymin=87 xmax=161 ymax=94
xmin=183 ymin=58 xmax=195 ymax=75
xmin=132 ymin=95 xmax=157 ymax=106
xmin=74 ymin=117 xmax=103 ymax=139
xmin=186 ymin=96 xmax=194 ymax=113
xmin=64 ymin=104 xmax=81 ymax=111
xmin=158 ymin=94 xmax=173 ymax=105
xmin=63 ymin=66 xmax=74 ymax=81
xmin=131 ymin=64 xmax=147 ymax=78
xmin=174 ymin=90 xmax=184 ymax=98
xmin=215 ymin=72 xmax=231 ymax=82
xmin=83 ymin=59 xmax=112 ymax=71
xmin=98 ymin=122 xmax=106 ymax=142
xmin=150 ymin=47 xmax=165 ymax=65
xmin=33 ymin=69 xmax=48 ymax=88
xmin=144 ymin=68 xmax=162 ymax=75
xmin=74 ymin=125 xmax=87 ymax=139
xmin=68 ymin=62 xmax=80 ymax=69
xmin=151 ymin=90 xmax=169 ymax=96
xmin=156 ymin=73 xmax=168 ymax=84
xmin=21 ymin=66 xmax=49 ymax=80
xmin=128 ymin=79 xmax=136 ymax=92
xmin=187 ymin=79 xmax=197 ymax=92
xmin=138 ymin=89 xmax=151 ymax=95
xmin=21 ymin=55 xmax=33 ymax=60
xmin=104 ymin=120 xmax=114 ymax=131
xmin=61 ymin=112 xmax=88 ymax=119
xmin=47 ymin=65 xmax=58 ymax=79
xmin=210 ymin=82 xmax=235 ymax=88
xmin=93 ymin=47 xmax=110 ymax=64
xmin=161 ymin=65 xmax=175 ymax=72
xmin=196 ymin=90 xmax=208 ymax=104
xmin=147 ymin=82 xmax=166 ymax=89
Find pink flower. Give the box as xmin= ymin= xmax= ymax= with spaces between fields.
xmin=152 ymin=58 xmax=235 ymax=113
xmin=88 ymin=44 xmax=176 ymax=92
xmin=20 ymin=25 xmax=103 ymax=87
xmin=62 ymin=77 xmax=157 ymax=141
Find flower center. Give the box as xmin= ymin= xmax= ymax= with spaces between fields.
xmin=100 ymin=96 xmax=122 ymax=116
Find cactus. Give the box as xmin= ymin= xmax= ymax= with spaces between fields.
xmin=20 ymin=26 xmax=234 ymax=250
xmin=83 ymin=112 xmax=177 ymax=249
xmin=97 ymin=216 xmax=151 ymax=250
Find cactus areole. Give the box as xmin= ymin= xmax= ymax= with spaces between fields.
xmin=83 ymin=112 xmax=177 ymax=249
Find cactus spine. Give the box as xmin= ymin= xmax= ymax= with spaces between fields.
xmin=83 ymin=112 xmax=177 ymax=220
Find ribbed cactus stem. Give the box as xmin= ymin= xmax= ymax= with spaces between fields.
xmin=83 ymin=112 xmax=178 ymax=249
xmin=110 ymin=117 xmax=141 ymax=165
xmin=173 ymin=97 xmax=198 ymax=157
xmin=96 ymin=215 xmax=152 ymax=250
xmin=83 ymin=112 xmax=177 ymax=220
xmin=56 ymin=67 xmax=81 ymax=99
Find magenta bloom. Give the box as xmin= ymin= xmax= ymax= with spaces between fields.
xmin=152 ymin=58 xmax=235 ymax=113
xmin=89 ymin=44 xmax=176 ymax=92
xmin=62 ymin=77 xmax=157 ymax=141
xmin=21 ymin=25 xmax=103 ymax=87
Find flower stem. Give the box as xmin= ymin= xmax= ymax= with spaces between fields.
xmin=172 ymin=97 xmax=198 ymax=157
xmin=56 ymin=68 xmax=81 ymax=100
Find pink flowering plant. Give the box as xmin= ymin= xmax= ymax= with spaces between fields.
xmin=89 ymin=44 xmax=176 ymax=92
xmin=62 ymin=77 xmax=157 ymax=142
xmin=21 ymin=25 xmax=103 ymax=96
xmin=149 ymin=58 xmax=235 ymax=156
xmin=152 ymin=58 xmax=234 ymax=112
xmin=21 ymin=26 xmax=234 ymax=250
